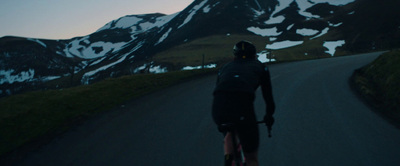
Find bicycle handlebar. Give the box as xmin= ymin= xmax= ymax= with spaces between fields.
xmin=257 ymin=121 xmax=272 ymax=138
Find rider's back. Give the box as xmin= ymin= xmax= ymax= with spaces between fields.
xmin=213 ymin=58 xmax=266 ymax=96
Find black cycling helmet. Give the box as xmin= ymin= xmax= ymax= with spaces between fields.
xmin=233 ymin=40 xmax=256 ymax=59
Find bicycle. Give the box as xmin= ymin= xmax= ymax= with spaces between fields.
xmin=219 ymin=121 xmax=272 ymax=166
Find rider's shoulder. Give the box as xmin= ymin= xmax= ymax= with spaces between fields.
xmin=252 ymin=60 xmax=270 ymax=72
xmin=249 ymin=59 xmax=267 ymax=68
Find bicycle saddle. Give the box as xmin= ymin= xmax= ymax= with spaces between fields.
xmin=218 ymin=123 xmax=236 ymax=132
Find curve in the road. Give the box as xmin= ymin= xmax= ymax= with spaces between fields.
xmin=13 ymin=52 xmax=400 ymax=166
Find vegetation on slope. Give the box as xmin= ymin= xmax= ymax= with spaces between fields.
xmin=153 ymin=34 xmax=271 ymax=69
xmin=0 ymin=69 xmax=216 ymax=158
xmin=152 ymin=33 xmax=351 ymax=70
xmin=352 ymin=49 xmax=400 ymax=126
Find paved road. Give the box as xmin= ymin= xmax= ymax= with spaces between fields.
xmin=13 ymin=52 xmax=400 ymax=166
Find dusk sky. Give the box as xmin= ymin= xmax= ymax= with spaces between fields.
xmin=0 ymin=0 xmax=194 ymax=39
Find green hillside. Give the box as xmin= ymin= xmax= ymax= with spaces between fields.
xmin=152 ymin=33 xmax=350 ymax=70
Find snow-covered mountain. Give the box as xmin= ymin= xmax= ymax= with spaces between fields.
xmin=1 ymin=0 xmax=400 ymax=97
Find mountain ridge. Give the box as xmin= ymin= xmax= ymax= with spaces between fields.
xmin=1 ymin=0 xmax=399 ymax=97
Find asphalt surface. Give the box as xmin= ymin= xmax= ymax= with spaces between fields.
xmin=12 ymin=51 xmax=400 ymax=166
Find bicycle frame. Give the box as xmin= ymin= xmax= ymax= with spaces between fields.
xmin=220 ymin=121 xmax=268 ymax=166
xmin=230 ymin=130 xmax=246 ymax=166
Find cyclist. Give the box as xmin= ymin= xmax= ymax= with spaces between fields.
xmin=212 ymin=40 xmax=275 ymax=166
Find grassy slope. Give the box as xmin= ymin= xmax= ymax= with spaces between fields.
xmin=0 ymin=69 xmax=216 ymax=157
xmin=153 ymin=34 xmax=271 ymax=69
xmin=152 ymin=32 xmax=351 ymax=70
xmin=352 ymin=49 xmax=400 ymax=125
xmin=273 ymin=29 xmax=351 ymax=60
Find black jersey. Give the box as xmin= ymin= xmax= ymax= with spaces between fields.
xmin=213 ymin=58 xmax=275 ymax=116
xmin=214 ymin=59 xmax=271 ymax=96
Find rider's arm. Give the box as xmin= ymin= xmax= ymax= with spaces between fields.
xmin=260 ymin=66 xmax=275 ymax=116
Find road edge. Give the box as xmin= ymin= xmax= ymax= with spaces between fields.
xmin=349 ymin=69 xmax=400 ymax=129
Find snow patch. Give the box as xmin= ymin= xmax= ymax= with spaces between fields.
xmin=257 ymin=51 xmax=276 ymax=63
xmin=269 ymin=0 xmax=355 ymax=19
xmin=89 ymin=56 xmax=108 ymax=66
xmin=265 ymin=15 xmax=285 ymax=24
xmin=203 ymin=5 xmax=211 ymax=13
xmin=254 ymin=0 xmax=262 ymax=10
xmin=80 ymin=42 xmax=143 ymax=84
xmin=0 ymin=69 xmax=35 ymax=84
xmin=116 ymin=16 xmax=142 ymax=29
xmin=296 ymin=28 xmax=319 ymax=36
xmin=130 ymin=41 xmax=145 ymax=53
xmin=310 ymin=0 xmax=355 ymax=5
xmin=182 ymin=64 xmax=216 ymax=70
xmin=81 ymin=54 xmax=129 ymax=84
xmin=156 ymin=28 xmax=173 ymax=45
xmin=27 ymin=38 xmax=47 ymax=48
xmin=65 ymin=37 xmax=127 ymax=59
xmin=324 ymin=40 xmax=345 ymax=56
xmin=98 ymin=16 xmax=142 ymax=31
xmin=266 ymin=40 xmax=304 ymax=50
xmin=270 ymin=0 xmax=292 ymax=17
xmin=287 ymin=24 xmax=295 ymax=30
xmin=178 ymin=0 xmax=208 ymax=29
xmin=97 ymin=13 xmax=178 ymax=33
xmin=150 ymin=66 xmax=168 ymax=73
xmin=329 ymin=22 xmax=343 ymax=27
xmin=134 ymin=63 xmax=168 ymax=74
xmin=247 ymin=27 xmax=282 ymax=36
xmin=41 ymin=76 xmax=62 ymax=82
xmin=140 ymin=13 xmax=179 ymax=32
xmin=310 ymin=27 xmax=329 ymax=40
xmin=251 ymin=0 xmax=264 ymax=17
xmin=252 ymin=8 xmax=265 ymax=17
xmin=81 ymin=39 xmax=90 ymax=45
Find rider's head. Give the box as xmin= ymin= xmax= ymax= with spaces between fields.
xmin=233 ymin=40 xmax=256 ymax=59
